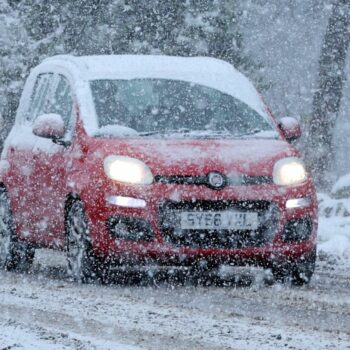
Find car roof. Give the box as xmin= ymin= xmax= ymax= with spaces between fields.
xmin=43 ymin=54 xmax=236 ymax=79
xmin=39 ymin=54 xmax=268 ymax=118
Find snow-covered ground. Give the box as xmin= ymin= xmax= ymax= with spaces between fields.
xmin=318 ymin=193 xmax=350 ymax=270
xmin=0 ymin=322 xmax=142 ymax=350
xmin=0 ymin=195 xmax=349 ymax=350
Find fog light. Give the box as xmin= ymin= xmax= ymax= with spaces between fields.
xmin=286 ymin=197 xmax=311 ymax=209
xmin=113 ymin=222 xmax=130 ymax=239
xmin=108 ymin=216 xmax=154 ymax=241
xmin=106 ymin=195 xmax=146 ymax=208
xmin=281 ymin=218 xmax=312 ymax=242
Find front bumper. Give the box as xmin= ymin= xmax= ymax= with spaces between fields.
xmin=81 ymin=180 xmax=318 ymax=267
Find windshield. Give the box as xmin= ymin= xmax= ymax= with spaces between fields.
xmin=90 ymin=79 xmax=277 ymax=138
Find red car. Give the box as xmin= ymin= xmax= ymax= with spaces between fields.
xmin=0 ymin=55 xmax=317 ymax=284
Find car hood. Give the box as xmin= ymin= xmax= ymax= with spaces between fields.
xmin=88 ymin=138 xmax=298 ymax=177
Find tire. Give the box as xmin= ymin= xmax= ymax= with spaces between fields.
xmin=291 ymin=248 xmax=316 ymax=286
xmin=0 ymin=188 xmax=34 ymax=272
xmin=272 ymin=248 xmax=316 ymax=286
xmin=66 ymin=200 xmax=101 ymax=283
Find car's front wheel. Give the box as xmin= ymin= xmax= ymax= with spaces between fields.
xmin=0 ymin=188 xmax=34 ymax=272
xmin=66 ymin=200 xmax=101 ymax=283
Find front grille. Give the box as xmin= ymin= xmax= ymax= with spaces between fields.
xmin=154 ymin=175 xmax=273 ymax=187
xmin=158 ymin=200 xmax=279 ymax=249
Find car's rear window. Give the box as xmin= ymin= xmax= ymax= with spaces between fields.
xmin=90 ymin=79 xmax=277 ymax=138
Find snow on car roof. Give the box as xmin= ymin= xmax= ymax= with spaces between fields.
xmin=42 ymin=54 xmax=269 ymax=118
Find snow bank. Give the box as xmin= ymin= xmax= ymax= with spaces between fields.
xmin=331 ymin=173 xmax=350 ymax=198
xmin=317 ymin=193 xmax=350 ymax=268
xmin=318 ymin=192 xmax=350 ymax=217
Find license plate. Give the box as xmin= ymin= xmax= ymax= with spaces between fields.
xmin=180 ymin=211 xmax=258 ymax=230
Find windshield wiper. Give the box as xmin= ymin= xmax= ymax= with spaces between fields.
xmin=235 ymin=129 xmax=279 ymax=139
xmin=138 ymin=129 xmax=273 ymax=138
xmin=236 ymin=129 xmax=263 ymax=137
xmin=138 ymin=128 xmax=191 ymax=136
xmin=138 ymin=129 xmax=247 ymax=138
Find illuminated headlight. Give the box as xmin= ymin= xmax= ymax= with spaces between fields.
xmin=273 ymin=157 xmax=307 ymax=186
xmin=104 ymin=156 xmax=153 ymax=185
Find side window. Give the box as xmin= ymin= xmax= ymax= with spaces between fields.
xmin=49 ymin=75 xmax=74 ymax=135
xmin=26 ymin=73 xmax=54 ymax=122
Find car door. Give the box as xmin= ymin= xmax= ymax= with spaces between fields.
xmin=27 ymin=74 xmax=76 ymax=248
xmin=6 ymin=73 xmax=56 ymax=244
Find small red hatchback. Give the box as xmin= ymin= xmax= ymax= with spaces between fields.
xmin=0 ymin=55 xmax=317 ymax=284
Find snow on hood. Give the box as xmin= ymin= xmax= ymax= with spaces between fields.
xmin=93 ymin=125 xmax=138 ymax=138
xmin=90 ymin=138 xmax=297 ymax=176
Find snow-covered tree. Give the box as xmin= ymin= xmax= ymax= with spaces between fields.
xmin=0 ymin=0 xmax=258 ymax=143
xmin=180 ymin=2 xmax=243 ymax=64
xmin=0 ymin=0 xmax=32 ymax=140
xmin=307 ymin=0 xmax=350 ymax=188
xmin=13 ymin=0 xmax=68 ymax=59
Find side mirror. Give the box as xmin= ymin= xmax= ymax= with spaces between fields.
xmin=278 ymin=117 xmax=302 ymax=142
xmin=32 ymin=113 xmax=65 ymax=139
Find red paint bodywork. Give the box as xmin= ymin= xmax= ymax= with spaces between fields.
xmin=1 ymin=108 xmax=317 ymax=268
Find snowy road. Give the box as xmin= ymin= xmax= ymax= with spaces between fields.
xmin=1 ymin=201 xmax=350 ymax=350
xmin=0 ymin=250 xmax=349 ymax=350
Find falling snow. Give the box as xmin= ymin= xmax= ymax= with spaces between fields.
xmin=1 ymin=1 xmax=350 ymax=350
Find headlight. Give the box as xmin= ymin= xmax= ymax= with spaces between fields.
xmin=104 ymin=155 xmax=153 ymax=185
xmin=273 ymin=157 xmax=307 ymax=186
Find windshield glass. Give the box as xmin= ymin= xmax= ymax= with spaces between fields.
xmin=90 ymin=79 xmax=277 ymax=138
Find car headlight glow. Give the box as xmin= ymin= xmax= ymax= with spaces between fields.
xmin=273 ymin=157 xmax=307 ymax=186
xmin=104 ymin=155 xmax=153 ymax=185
